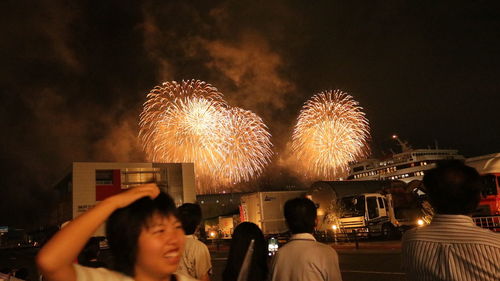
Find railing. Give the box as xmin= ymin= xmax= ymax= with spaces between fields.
xmin=315 ymin=229 xmax=383 ymax=243
xmin=472 ymin=216 xmax=500 ymax=232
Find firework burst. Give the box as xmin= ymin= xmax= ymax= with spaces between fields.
xmin=217 ymin=107 xmax=273 ymax=186
xmin=139 ymin=80 xmax=272 ymax=193
xmin=292 ymin=90 xmax=370 ymax=179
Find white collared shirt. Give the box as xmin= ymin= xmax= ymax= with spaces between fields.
xmin=176 ymin=235 xmax=212 ymax=279
xmin=271 ymin=233 xmax=342 ymax=281
xmin=402 ymin=214 xmax=500 ymax=281
xmin=289 ymin=232 xmax=317 ymax=241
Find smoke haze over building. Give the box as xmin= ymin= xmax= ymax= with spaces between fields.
xmin=1 ymin=0 xmax=499 ymax=227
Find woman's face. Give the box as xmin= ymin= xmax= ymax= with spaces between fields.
xmin=134 ymin=213 xmax=185 ymax=280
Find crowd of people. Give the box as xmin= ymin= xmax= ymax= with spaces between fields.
xmin=0 ymin=268 xmax=29 ymax=281
xmin=36 ymin=160 xmax=499 ymax=281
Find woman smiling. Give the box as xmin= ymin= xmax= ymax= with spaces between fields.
xmin=37 ymin=183 xmax=196 ymax=281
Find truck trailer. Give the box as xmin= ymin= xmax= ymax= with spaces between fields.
xmin=239 ymin=191 xmax=306 ymax=235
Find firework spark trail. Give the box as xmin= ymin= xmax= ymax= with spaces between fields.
xmin=292 ymin=90 xmax=370 ymax=180
xmin=139 ymin=80 xmax=227 ymax=174
xmin=139 ymin=80 xmax=272 ymax=193
xmin=218 ymin=107 xmax=273 ymax=186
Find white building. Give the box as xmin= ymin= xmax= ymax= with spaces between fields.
xmin=55 ymin=162 xmax=196 ymax=236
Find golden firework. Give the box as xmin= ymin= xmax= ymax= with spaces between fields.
xmin=292 ymin=90 xmax=370 ymax=179
xmin=139 ymin=80 xmax=272 ymax=193
xmin=218 ymin=107 xmax=273 ymax=186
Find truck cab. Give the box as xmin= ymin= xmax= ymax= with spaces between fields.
xmin=338 ymin=193 xmax=397 ymax=238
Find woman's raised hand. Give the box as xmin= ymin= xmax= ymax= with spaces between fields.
xmin=106 ymin=183 xmax=160 ymax=209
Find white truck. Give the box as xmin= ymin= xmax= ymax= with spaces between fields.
xmin=309 ymin=180 xmax=431 ymax=238
xmin=239 ymin=191 xmax=306 ymax=235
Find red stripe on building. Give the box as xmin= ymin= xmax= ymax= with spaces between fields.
xmin=96 ymin=170 xmax=122 ymax=201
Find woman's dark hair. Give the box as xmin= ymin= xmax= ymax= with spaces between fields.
xmin=284 ymin=197 xmax=317 ymax=234
xmin=222 ymin=222 xmax=268 ymax=281
xmin=105 ymin=191 xmax=177 ymax=277
xmin=423 ymin=160 xmax=482 ymax=215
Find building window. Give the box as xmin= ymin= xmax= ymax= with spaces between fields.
xmin=121 ymin=168 xmax=164 ymax=189
xmin=96 ymin=170 xmax=114 ymax=185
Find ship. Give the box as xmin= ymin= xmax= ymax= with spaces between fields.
xmin=346 ymin=135 xmax=465 ymax=183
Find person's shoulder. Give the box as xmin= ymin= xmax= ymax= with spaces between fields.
xmin=402 ymin=224 xmax=500 ymax=248
xmin=402 ymin=224 xmax=441 ymax=240
xmin=281 ymin=239 xmax=337 ymax=255
xmin=473 ymin=227 xmax=500 ymax=246
xmin=402 ymin=227 xmax=419 ymax=240
xmin=73 ymin=264 xmax=134 ymax=281
xmin=274 ymin=240 xmax=297 ymax=256
xmin=192 ymin=237 xmax=210 ymax=250
xmin=192 ymin=237 xmax=208 ymax=245
xmin=313 ymin=241 xmax=338 ymax=255
xmin=176 ymin=272 xmax=198 ymax=281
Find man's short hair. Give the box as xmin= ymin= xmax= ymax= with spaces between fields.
xmin=284 ymin=197 xmax=317 ymax=234
xmin=423 ymin=160 xmax=481 ymax=215
xmin=106 ymin=192 xmax=177 ymax=277
xmin=177 ymin=203 xmax=202 ymax=235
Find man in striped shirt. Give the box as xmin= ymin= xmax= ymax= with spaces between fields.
xmin=402 ymin=160 xmax=500 ymax=281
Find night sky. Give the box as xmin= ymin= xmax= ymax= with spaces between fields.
xmin=1 ymin=0 xmax=499 ymax=227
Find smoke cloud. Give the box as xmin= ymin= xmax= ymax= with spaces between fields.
xmin=202 ymin=32 xmax=295 ymax=112
xmin=4 ymin=1 xmax=497 ymax=225
xmin=139 ymin=1 xmax=304 ymax=192
xmin=39 ymin=0 xmax=82 ymax=71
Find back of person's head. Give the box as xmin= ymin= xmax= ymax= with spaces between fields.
xmin=78 ymin=237 xmax=100 ymax=264
xmin=284 ymin=197 xmax=317 ymax=234
xmin=177 ymin=203 xmax=202 ymax=235
xmin=423 ymin=160 xmax=481 ymax=215
xmin=15 ymin=268 xmax=28 ymax=279
xmin=0 ymin=268 xmax=11 ymax=274
xmin=223 ymin=222 xmax=268 ymax=281
xmin=106 ymin=191 xmax=177 ymax=276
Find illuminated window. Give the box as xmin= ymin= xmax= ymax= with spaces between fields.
xmin=96 ymin=170 xmax=114 ymax=185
